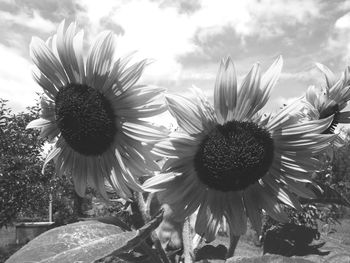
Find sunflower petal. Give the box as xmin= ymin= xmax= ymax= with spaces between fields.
xmin=316 ymin=63 xmax=336 ymax=88
xmin=42 ymin=143 xmax=62 ymax=173
xmin=26 ymin=118 xmax=53 ymax=129
xmin=338 ymin=111 xmax=350 ymax=123
xmin=243 ymin=186 xmax=262 ymax=235
xmin=86 ymin=31 xmax=116 ymax=89
xmin=214 ymin=57 xmax=237 ymax=123
xmin=225 ymin=192 xmax=247 ymax=236
xmin=72 ymin=29 xmax=85 ymax=83
xmin=190 ymin=86 xmax=217 ymax=128
xmin=151 ymin=133 xmax=200 ymax=158
xmin=122 ymin=121 xmax=168 ymax=143
xmin=258 ymin=56 xmax=283 ymax=112
xmin=32 ymin=71 xmax=58 ymax=99
xmin=235 ymin=63 xmax=261 ymax=120
xmin=143 ymin=173 xmax=178 ymax=192
xmin=30 ymin=37 xmax=68 ymax=87
xmin=195 ymin=199 xmax=220 ymax=242
xmin=119 ymin=59 xmax=148 ymax=92
xmin=271 ymin=115 xmax=333 ymax=137
xmin=263 ymin=175 xmax=302 ymax=210
xmin=255 ymin=184 xmax=289 ymax=222
xmin=166 ymin=94 xmax=204 ymax=134
xmin=281 ymin=177 xmax=316 ymax=199
xmin=72 ymin=152 xmax=87 ymax=197
xmin=56 ymin=21 xmax=81 ymax=83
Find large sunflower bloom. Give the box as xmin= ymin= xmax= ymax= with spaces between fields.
xmin=305 ymin=63 xmax=350 ymax=133
xmin=144 ymin=56 xmax=335 ymax=242
xmin=27 ymin=21 xmax=167 ymax=199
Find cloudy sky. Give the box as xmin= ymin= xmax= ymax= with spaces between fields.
xmin=1 ymin=0 xmax=350 ymax=116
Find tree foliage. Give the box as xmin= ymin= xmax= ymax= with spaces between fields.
xmin=0 ymin=98 xmax=76 ymax=227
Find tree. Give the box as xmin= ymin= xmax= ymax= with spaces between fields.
xmin=0 ymin=98 xmax=75 ymax=227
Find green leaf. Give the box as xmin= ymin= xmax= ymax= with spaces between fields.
xmin=6 ymin=210 xmax=164 ymax=263
xmin=5 ymin=216 xmax=160 ymax=263
xmin=86 ymin=216 xmax=132 ymax=231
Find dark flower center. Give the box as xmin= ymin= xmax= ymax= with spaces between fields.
xmin=55 ymin=83 xmax=116 ymax=156
xmin=194 ymin=121 xmax=274 ymax=192
xmin=320 ymin=104 xmax=339 ymax=134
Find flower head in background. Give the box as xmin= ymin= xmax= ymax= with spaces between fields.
xmin=144 ymin=56 xmax=335 ymax=242
xmin=27 ymin=21 xmax=167 ymax=199
xmin=305 ymin=63 xmax=350 ymax=133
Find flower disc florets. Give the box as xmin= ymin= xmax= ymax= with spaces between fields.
xmin=194 ymin=120 xmax=274 ymax=191
xmin=55 ymin=83 xmax=116 ymax=156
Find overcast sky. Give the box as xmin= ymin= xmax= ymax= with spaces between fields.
xmin=1 ymin=0 xmax=350 ymax=117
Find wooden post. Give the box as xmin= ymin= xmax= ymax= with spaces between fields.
xmin=48 ymin=193 xmax=53 ymax=222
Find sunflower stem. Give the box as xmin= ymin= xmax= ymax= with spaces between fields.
xmin=135 ymin=192 xmax=171 ymax=263
xmin=152 ymin=234 xmax=171 ymax=263
xmin=145 ymin=192 xmax=155 ymax=217
xmin=136 ymin=192 xmax=151 ymax=222
xmin=183 ymin=217 xmax=194 ymax=263
xmin=226 ymin=234 xmax=240 ymax=258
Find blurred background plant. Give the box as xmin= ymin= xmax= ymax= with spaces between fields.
xmin=260 ymin=128 xmax=350 ymax=250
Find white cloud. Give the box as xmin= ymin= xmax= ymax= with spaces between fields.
xmin=102 ymin=0 xmax=197 ymax=83
xmin=281 ymin=67 xmax=321 ymax=83
xmin=327 ymin=12 xmax=350 ymax=64
xmin=0 ymin=44 xmax=40 ymax=111
xmin=75 ymin=0 xmax=322 ymax=91
xmin=0 ymin=10 xmax=55 ymax=32
xmin=244 ymin=0 xmax=320 ymax=38
xmin=1 ymin=0 xmax=328 ymax=111
xmin=77 ymin=0 xmax=196 ymax=84
xmin=249 ymin=0 xmax=320 ymax=23
xmin=335 ymin=12 xmax=350 ymax=29
xmin=194 ymin=0 xmax=321 ymax=40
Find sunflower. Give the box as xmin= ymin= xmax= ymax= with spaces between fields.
xmin=305 ymin=63 xmax=350 ymax=133
xmin=143 ymin=56 xmax=336 ymax=242
xmin=27 ymin=21 xmax=167 ymax=199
